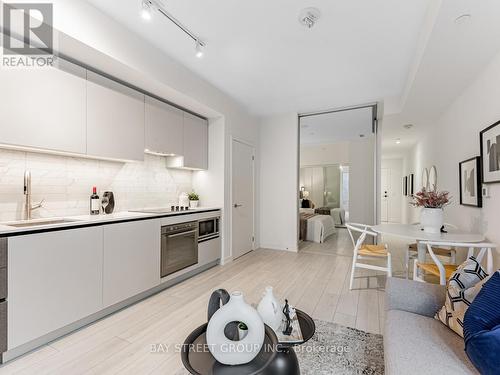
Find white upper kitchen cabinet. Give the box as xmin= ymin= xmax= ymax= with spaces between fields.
xmin=103 ymin=220 xmax=161 ymax=308
xmin=0 ymin=59 xmax=87 ymax=154
xmin=86 ymin=71 xmax=145 ymax=161
xmin=183 ymin=112 xmax=208 ymax=170
xmin=8 ymin=227 xmax=103 ymax=349
xmin=145 ymin=96 xmax=184 ymax=156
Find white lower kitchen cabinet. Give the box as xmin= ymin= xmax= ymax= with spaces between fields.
xmin=7 ymin=227 xmax=104 ymax=349
xmin=198 ymin=237 xmax=221 ymax=267
xmin=103 ymin=220 xmax=161 ymax=308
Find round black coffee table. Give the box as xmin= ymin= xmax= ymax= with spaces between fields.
xmin=262 ymin=309 xmax=315 ymax=375
xmin=181 ymin=310 xmax=315 ymax=375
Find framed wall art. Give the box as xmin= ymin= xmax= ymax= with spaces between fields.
xmin=459 ymin=157 xmax=482 ymax=207
xmin=480 ymin=120 xmax=500 ymax=183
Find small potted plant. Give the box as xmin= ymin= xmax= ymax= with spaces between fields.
xmin=238 ymin=322 xmax=248 ymax=340
xmin=410 ymin=187 xmax=451 ymax=233
xmin=188 ymin=192 xmax=199 ymax=208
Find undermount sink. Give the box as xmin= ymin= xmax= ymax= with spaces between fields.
xmin=3 ymin=219 xmax=81 ymax=228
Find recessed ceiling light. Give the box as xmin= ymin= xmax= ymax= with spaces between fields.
xmin=396 ymin=138 xmax=401 ymax=144
xmin=140 ymin=0 xmax=152 ymax=21
xmin=455 ymin=14 xmax=472 ymax=25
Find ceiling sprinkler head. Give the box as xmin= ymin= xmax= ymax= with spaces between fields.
xmin=299 ymin=7 xmax=321 ymax=28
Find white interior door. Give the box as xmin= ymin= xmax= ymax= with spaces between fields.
xmin=381 ymin=168 xmax=390 ymax=222
xmin=232 ymin=140 xmax=255 ymax=260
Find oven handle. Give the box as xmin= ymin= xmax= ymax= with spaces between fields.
xmin=167 ymin=230 xmax=197 ymax=238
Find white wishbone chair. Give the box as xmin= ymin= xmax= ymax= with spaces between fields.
xmin=414 ymin=241 xmax=496 ymax=285
xmin=346 ymin=223 xmax=392 ymax=290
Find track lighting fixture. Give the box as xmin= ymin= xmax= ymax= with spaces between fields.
xmin=195 ymin=40 xmax=204 ymax=58
xmin=139 ymin=0 xmax=206 ymax=58
xmin=140 ymin=0 xmax=152 ymax=21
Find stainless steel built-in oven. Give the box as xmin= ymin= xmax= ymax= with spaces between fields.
xmin=161 ymin=222 xmax=198 ymax=278
xmin=198 ymin=217 xmax=220 ymax=242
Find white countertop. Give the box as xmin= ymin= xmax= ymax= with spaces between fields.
xmin=0 ymin=207 xmax=221 ymax=236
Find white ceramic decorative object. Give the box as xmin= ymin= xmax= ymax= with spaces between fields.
xmin=420 ymin=208 xmax=443 ymax=234
xmin=189 ymin=200 xmax=199 ymax=208
xmin=206 ymin=291 xmax=265 ymax=365
xmin=178 ymin=192 xmax=189 ymax=207
xmin=257 ymin=286 xmax=284 ymax=331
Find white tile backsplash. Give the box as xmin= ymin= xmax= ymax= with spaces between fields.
xmin=0 ymin=148 xmax=193 ymax=221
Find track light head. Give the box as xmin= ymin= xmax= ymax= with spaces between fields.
xmin=195 ymin=39 xmax=205 ymax=58
xmin=141 ymin=0 xmax=152 ymax=21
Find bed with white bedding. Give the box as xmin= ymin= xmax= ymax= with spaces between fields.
xmin=299 ymin=209 xmax=336 ymax=243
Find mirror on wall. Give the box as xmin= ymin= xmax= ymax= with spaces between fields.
xmin=429 ymin=165 xmax=437 ymax=189
xmin=421 ymin=168 xmax=429 ymax=190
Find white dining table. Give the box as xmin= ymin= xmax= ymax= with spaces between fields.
xmin=371 ymin=223 xmax=485 ymax=264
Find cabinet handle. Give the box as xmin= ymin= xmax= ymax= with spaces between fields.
xmin=167 ymin=230 xmax=197 ymax=238
xmin=234 ymin=204 xmax=243 ymax=208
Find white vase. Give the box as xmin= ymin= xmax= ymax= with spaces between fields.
xmin=257 ymin=286 xmax=284 ymax=332
xmin=206 ymin=291 xmax=265 ymax=365
xmin=420 ymin=208 xmax=444 ymax=234
xmin=189 ymin=200 xmax=199 ymax=208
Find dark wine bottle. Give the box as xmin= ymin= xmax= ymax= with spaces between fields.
xmin=90 ymin=187 xmax=100 ymax=215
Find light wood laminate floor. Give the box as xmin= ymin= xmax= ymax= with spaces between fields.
xmin=0 ymin=229 xmax=404 ymax=375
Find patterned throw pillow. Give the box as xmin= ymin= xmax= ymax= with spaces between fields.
xmin=435 ymin=256 xmax=489 ymax=337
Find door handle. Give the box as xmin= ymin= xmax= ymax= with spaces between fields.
xmin=234 ymin=204 xmax=243 ymax=208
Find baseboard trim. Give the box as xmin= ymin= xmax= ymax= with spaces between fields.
xmin=259 ymin=245 xmax=298 ymax=252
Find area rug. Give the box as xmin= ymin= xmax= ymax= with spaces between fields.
xmin=295 ymin=319 xmax=384 ymax=375
xmin=177 ymin=319 xmax=384 ymax=374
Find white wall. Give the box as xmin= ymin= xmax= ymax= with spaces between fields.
xmin=259 ymin=113 xmax=299 ymax=251
xmin=300 ymin=143 xmax=349 ymax=167
xmin=405 ymin=49 xmax=500 ymax=269
xmin=1 ymin=0 xmax=260 ymax=262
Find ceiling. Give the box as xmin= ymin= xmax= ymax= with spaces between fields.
xmin=85 ymin=0 xmax=431 ymax=116
xmin=300 ymin=107 xmax=374 ymax=145
xmin=381 ymin=0 xmax=500 ymax=156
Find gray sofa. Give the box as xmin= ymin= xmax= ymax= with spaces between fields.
xmin=384 ymin=278 xmax=478 ymax=374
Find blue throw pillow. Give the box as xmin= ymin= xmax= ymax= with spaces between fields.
xmin=463 ymin=271 xmax=500 ymax=375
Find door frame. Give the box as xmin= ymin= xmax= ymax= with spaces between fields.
xmin=230 ymin=137 xmax=256 ymax=261
xmin=297 ymin=102 xmax=380 ymax=235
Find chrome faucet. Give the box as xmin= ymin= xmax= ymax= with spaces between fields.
xmin=23 ymin=170 xmax=44 ymax=220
